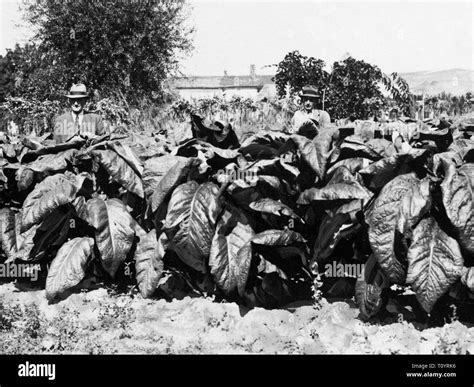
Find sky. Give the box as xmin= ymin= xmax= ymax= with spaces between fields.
xmin=1 ymin=0 xmax=473 ymax=76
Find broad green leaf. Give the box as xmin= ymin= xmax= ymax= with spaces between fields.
xmin=109 ymin=141 xmax=144 ymax=177
xmin=25 ymin=149 xmax=77 ymax=174
xmin=326 ymin=157 xmax=373 ymax=177
xmin=21 ymin=173 xmax=91 ymax=232
xmin=359 ymin=149 xmax=427 ymax=189
xmin=448 ymin=138 xmax=474 ymax=160
xmin=143 ymin=155 xmax=188 ymax=197
xmin=441 ymin=162 xmax=474 ymax=254
xmin=432 ymin=151 xmax=463 ymax=174
xmin=86 ymin=198 xmax=136 ymax=278
xmin=235 ymin=229 xmax=306 ymax=296
xmin=19 ymin=137 xmax=86 ymax=163
xmin=163 ymin=181 xmax=223 ymax=273
xmin=290 ymin=134 xmax=324 ymax=179
xmin=149 ymin=157 xmax=199 ymax=213
xmin=397 ymin=178 xmax=432 ymax=235
xmin=45 ymin=237 xmax=94 ymax=301
xmin=312 ymin=128 xmax=338 ymax=178
xmin=209 ymin=211 xmax=255 ymax=293
xmin=249 ymin=198 xmax=302 ymax=220
xmin=16 ymin=166 xmax=35 ymax=192
xmin=355 ymin=255 xmax=390 ymax=320
xmin=461 ymin=267 xmax=474 ymax=291
xmin=406 ymin=218 xmax=464 ymax=313
xmin=297 ymin=167 xmax=372 ymax=203
xmin=366 ymin=173 xmax=423 ymax=284
xmin=14 ymin=223 xmax=39 ymax=262
xmin=91 ymin=149 xmax=144 ymax=198
xmin=366 ymin=138 xmax=397 ymax=158
xmin=135 ymin=229 xmax=166 ymax=298
xmin=339 ymin=136 xmax=382 ymax=160
xmin=313 ymin=212 xmax=360 ymax=264
xmin=0 ymin=208 xmax=18 ymax=261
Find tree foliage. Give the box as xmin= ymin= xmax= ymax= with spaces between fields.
xmin=273 ymin=51 xmax=328 ymax=99
xmin=327 ymin=57 xmax=386 ymax=120
xmin=20 ymin=0 xmax=193 ymax=104
xmin=273 ymin=51 xmax=415 ymax=120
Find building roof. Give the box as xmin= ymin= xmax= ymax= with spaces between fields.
xmin=170 ymin=75 xmax=274 ymax=90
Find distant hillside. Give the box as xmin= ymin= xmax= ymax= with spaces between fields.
xmin=400 ymin=69 xmax=474 ymax=96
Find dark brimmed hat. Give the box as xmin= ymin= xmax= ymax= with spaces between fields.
xmin=300 ymin=85 xmax=320 ymax=99
xmin=66 ymin=83 xmax=89 ymax=99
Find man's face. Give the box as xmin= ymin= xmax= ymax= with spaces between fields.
xmin=69 ymin=97 xmax=87 ymax=114
xmin=302 ymin=97 xmax=317 ymax=112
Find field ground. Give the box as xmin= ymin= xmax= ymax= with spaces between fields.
xmin=1 ymin=282 xmax=473 ymax=354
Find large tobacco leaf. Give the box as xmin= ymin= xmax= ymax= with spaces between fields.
xmin=149 ymin=157 xmax=199 ymax=213
xmin=397 ymin=178 xmax=432 ymax=236
xmin=406 ymin=218 xmax=464 ymax=313
xmin=91 ymin=149 xmax=144 ymax=198
xmin=313 ymin=212 xmax=360 ymax=264
xmin=326 ymin=157 xmax=373 ymax=177
xmin=366 ymin=138 xmax=397 ymax=158
xmin=448 ymin=138 xmax=474 ymax=161
xmin=235 ymin=229 xmax=306 ymax=296
xmin=0 ymin=208 xmax=17 ymax=261
xmin=28 ymin=206 xmax=93 ymax=263
xmin=312 ymin=128 xmax=338 ymax=179
xmin=16 ymin=166 xmax=35 ymax=192
xmin=19 ymin=137 xmax=86 ymax=163
xmin=25 ymin=149 xmax=77 ymax=174
xmin=355 ymin=254 xmax=389 ymax=320
xmin=366 ymin=173 xmax=428 ymax=284
xmin=249 ymin=198 xmax=302 ymax=221
xmin=338 ymin=136 xmax=383 ymax=161
xmin=441 ymin=162 xmax=474 ymax=254
xmin=209 ymin=211 xmax=255 ymax=293
xmin=297 ymin=166 xmax=372 ymax=203
xmin=21 ymin=173 xmax=91 ymax=233
xmin=461 ymin=267 xmax=474 ymax=291
xmin=135 ymin=229 xmax=167 ymax=298
xmin=359 ymin=149 xmax=427 ymax=189
xmin=86 ymin=198 xmax=136 ymax=278
xmin=143 ymin=155 xmax=188 ymax=197
xmin=45 ymin=237 xmax=94 ymax=301
xmin=162 ymin=181 xmax=223 ymax=273
xmin=290 ymin=134 xmax=325 ymax=179
xmin=109 ymin=141 xmax=144 ymax=177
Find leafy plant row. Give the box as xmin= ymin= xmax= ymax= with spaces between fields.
xmin=0 ymin=117 xmax=473 ymax=323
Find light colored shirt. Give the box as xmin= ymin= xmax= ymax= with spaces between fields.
xmin=291 ymin=109 xmax=331 ymax=133
xmin=71 ymin=111 xmax=84 ymax=127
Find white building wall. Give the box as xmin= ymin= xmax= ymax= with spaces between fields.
xmin=177 ymin=88 xmax=259 ymax=100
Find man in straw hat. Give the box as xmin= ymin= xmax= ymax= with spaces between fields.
xmin=291 ymin=85 xmax=331 ymax=136
xmin=53 ymin=83 xmax=106 ymax=143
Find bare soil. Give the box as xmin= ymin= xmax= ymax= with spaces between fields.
xmin=1 ymin=282 xmax=473 ymax=354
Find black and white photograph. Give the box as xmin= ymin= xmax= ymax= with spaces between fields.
xmin=0 ymin=0 xmax=473 ymax=383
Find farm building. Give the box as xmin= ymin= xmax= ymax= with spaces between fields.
xmin=170 ymin=65 xmax=275 ymax=100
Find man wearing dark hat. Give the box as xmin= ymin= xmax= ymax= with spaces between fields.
xmin=53 ymin=83 xmax=106 ymax=143
xmin=291 ymin=85 xmax=331 ymax=135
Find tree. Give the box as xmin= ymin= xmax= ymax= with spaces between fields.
xmin=273 ymin=52 xmax=415 ymax=120
xmin=1 ymin=43 xmax=69 ymax=101
xmin=0 ymin=54 xmax=16 ymax=103
xmin=326 ymin=57 xmax=386 ymax=120
xmin=21 ymin=0 xmax=194 ymax=104
xmin=272 ymin=50 xmax=328 ymax=98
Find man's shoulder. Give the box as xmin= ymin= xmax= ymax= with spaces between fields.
xmin=55 ymin=112 xmax=71 ymax=122
xmin=293 ymin=110 xmax=306 ymax=117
